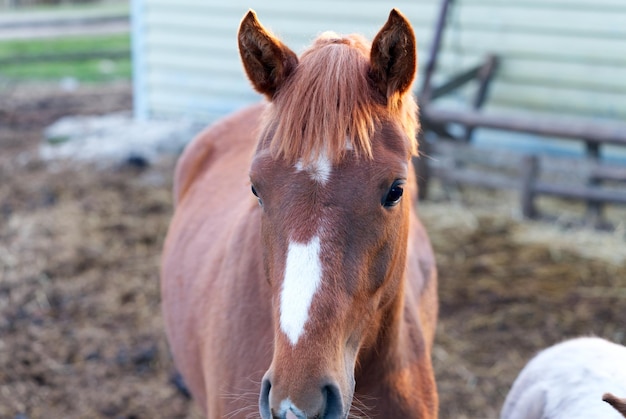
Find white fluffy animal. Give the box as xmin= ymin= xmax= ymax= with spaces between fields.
xmin=501 ymin=337 xmax=626 ymax=419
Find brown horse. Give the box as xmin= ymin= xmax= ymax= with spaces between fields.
xmin=161 ymin=9 xmax=438 ymax=419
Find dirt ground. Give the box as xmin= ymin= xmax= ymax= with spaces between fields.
xmin=1 ymin=83 xmax=625 ymax=419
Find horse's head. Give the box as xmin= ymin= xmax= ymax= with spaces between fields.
xmin=239 ymin=9 xmax=419 ymax=418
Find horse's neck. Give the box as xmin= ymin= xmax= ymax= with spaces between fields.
xmin=358 ymin=284 xmax=407 ymax=374
xmin=353 ymin=281 xmax=437 ymax=417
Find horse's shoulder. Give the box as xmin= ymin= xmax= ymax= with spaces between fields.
xmin=173 ymin=103 xmax=266 ymax=204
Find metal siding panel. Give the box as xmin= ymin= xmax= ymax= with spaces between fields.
xmin=138 ymin=0 xmax=626 ymax=124
xmin=141 ymin=0 xmax=435 ymax=121
xmin=131 ymin=0 xmax=147 ymax=120
xmin=440 ymin=28 xmax=626 ymax=65
xmin=434 ymin=53 xmax=626 ymax=94
xmin=146 ymin=51 xmax=242 ymax=75
xmin=468 ymin=0 xmax=626 ymax=10
xmin=148 ymin=88 xmax=259 ymax=119
xmin=451 ymin=4 xmax=626 ymax=37
xmin=438 ymin=0 xmax=626 ymax=120
xmin=487 ymin=82 xmax=626 ymax=119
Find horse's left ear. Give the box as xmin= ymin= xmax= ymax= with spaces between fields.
xmin=238 ymin=10 xmax=299 ymax=100
xmin=369 ymin=9 xmax=417 ymax=102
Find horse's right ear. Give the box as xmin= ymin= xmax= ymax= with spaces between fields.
xmin=238 ymin=10 xmax=298 ymax=100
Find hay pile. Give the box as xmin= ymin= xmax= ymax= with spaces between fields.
xmin=1 ymin=84 xmax=624 ymax=418
xmin=0 ymin=84 xmax=199 ymax=418
xmin=420 ymin=194 xmax=626 ymax=418
xmin=0 ymin=158 xmax=200 ymax=418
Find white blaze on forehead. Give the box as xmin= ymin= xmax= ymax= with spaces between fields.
xmin=295 ymin=152 xmax=332 ymax=184
xmin=280 ymin=236 xmax=323 ymax=346
xmin=345 ymin=135 xmax=354 ymax=151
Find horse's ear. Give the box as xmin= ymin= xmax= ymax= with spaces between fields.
xmin=369 ymin=9 xmax=417 ymax=103
xmin=238 ymin=10 xmax=298 ymax=100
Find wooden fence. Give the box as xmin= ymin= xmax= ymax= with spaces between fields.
xmin=416 ymin=0 xmax=626 ymax=228
xmin=416 ymin=140 xmax=626 ymax=227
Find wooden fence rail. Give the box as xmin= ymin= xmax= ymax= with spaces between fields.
xmin=416 ymin=0 xmax=626 ymax=227
xmin=422 ymin=108 xmax=626 ymax=148
xmin=418 ymin=140 xmax=626 ymax=226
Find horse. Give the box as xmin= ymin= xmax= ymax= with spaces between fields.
xmin=161 ymin=9 xmax=438 ymax=418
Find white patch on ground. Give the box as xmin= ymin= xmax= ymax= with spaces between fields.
xmin=40 ymin=112 xmax=203 ymax=167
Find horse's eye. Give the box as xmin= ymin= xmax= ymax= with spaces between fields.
xmin=383 ymin=181 xmax=404 ymax=207
xmin=251 ymin=185 xmax=263 ymax=206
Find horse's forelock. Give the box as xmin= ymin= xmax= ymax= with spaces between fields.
xmin=261 ymin=33 xmax=419 ymax=165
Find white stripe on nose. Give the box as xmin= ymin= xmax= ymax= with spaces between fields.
xmin=280 ymin=236 xmax=322 ymax=346
xmin=280 ymin=399 xmax=304 ymax=419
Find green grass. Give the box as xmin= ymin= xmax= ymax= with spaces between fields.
xmin=0 ymin=34 xmax=131 ymax=83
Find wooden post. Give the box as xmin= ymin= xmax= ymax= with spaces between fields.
xmin=585 ymin=141 xmax=603 ymax=225
xmin=520 ymin=155 xmax=539 ymax=218
xmin=464 ymin=54 xmax=499 ymax=142
xmin=415 ymin=140 xmax=432 ymax=201
xmin=419 ymin=0 xmax=454 ymax=104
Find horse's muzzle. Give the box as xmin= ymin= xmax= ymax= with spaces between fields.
xmin=259 ymin=377 xmax=345 ymax=419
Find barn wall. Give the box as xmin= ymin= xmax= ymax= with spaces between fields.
xmin=131 ymin=0 xmax=439 ymax=121
xmin=435 ymin=0 xmax=626 ymax=122
xmin=132 ymin=0 xmax=626 ymax=126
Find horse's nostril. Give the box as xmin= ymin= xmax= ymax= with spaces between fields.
xmin=260 ymin=379 xmax=344 ymax=419
xmin=259 ymin=378 xmax=272 ymax=419
xmin=323 ymin=383 xmax=343 ymax=418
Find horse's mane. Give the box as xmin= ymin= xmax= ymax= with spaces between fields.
xmin=261 ymin=32 xmax=419 ymax=165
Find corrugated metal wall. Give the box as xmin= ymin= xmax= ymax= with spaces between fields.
xmin=132 ymin=0 xmax=439 ymax=121
xmin=435 ymin=0 xmax=626 ymax=121
xmin=132 ymin=0 xmax=626 ymax=125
